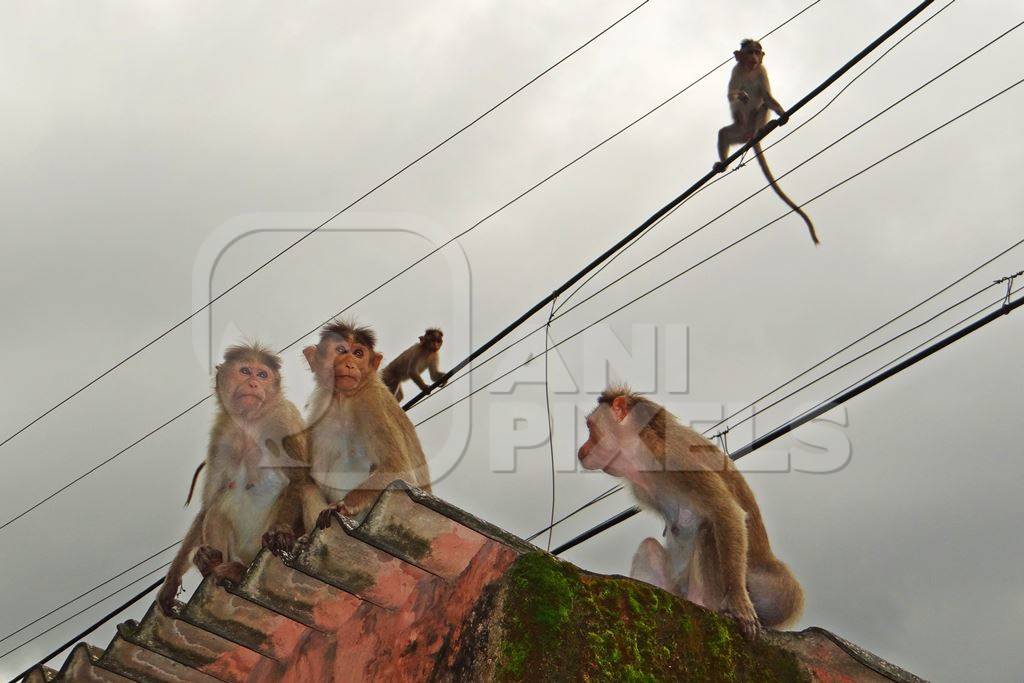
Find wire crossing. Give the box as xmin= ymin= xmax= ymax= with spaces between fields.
xmin=0 ymin=0 xmax=827 ymax=536
xmin=551 ymin=287 xmax=1024 ymax=556
xmin=402 ymin=0 xmax=937 ymax=412
xmin=0 ymin=0 xmax=652 ymax=453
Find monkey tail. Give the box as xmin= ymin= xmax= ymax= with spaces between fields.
xmin=753 ymin=143 xmax=820 ymax=246
xmin=185 ymin=461 xmax=206 ymax=507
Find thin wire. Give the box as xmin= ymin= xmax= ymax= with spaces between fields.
xmin=554 ymin=0 xmax=835 ymax=313
xmin=0 ymin=542 xmax=180 ymax=648
xmin=555 ymin=0 xmax=957 ymax=315
xmin=0 ymin=0 xmax=828 ymax=536
xmin=0 ymin=562 xmax=169 ymax=662
xmin=706 ymin=235 xmax=1024 ymax=435
xmin=543 ymin=299 xmax=558 ymax=552
xmin=722 ymin=281 xmax=999 ymax=434
xmin=413 ymin=74 xmax=1024 ymax=428
xmin=0 ymin=0 xmax=654 ymax=453
xmin=528 ymin=253 xmax=1024 ymax=540
xmin=413 ymin=37 xmax=1023 ymax=413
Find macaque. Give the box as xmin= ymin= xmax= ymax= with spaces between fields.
xmin=578 ymin=387 xmax=803 ymax=638
xmin=380 ymin=328 xmax=447 ymax=402
xmin=158 ymin=344 xmax=309 ymax=615
xmin=301 ymin=320 xmax=431 ymax=531
xmin=715 ymin=39 xmax=819 ymax=245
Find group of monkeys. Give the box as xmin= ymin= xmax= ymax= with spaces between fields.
xmin=158 ymin=40 xmax=806 ymax=639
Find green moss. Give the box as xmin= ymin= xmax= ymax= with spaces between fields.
xmin=377 ymin=522 xmax=431 ymax=560
xmin=492 ymin=553 xmax=808 ymax=682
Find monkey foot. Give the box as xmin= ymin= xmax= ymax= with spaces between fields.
xmin=262 ymin=526 xmax=296 ymax=556
xmin=211 ymin=561 xmax=246 ymax=587
xmin=316 ymin=504 xmax=343 ymax=530
xmin=712 ymin=161 xmax=727 ymax=174
xmin=724 ymin=606 xmax=762 ymax=640
xmin=194 ymin=545 xmax=224 ymax=577
xmin=156 ymin=580 xmax=182 ymax=617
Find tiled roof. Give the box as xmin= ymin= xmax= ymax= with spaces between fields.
xmin=25 ymin=481 xmax=923 ymax=682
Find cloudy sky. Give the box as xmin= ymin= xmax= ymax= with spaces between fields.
xmin=1 ymin=1 xmax=1023 ymax=680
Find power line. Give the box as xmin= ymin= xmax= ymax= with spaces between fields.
xmin=0 ymin=542 xmax=179 ymax=648
xmin=409 ymin=19 xmax=1022 ymax=411
xmin=528 ymin=239 xmax=1023 ymax=541
xmin=402 ymin=0 xmax=938 ymax=412
xmin=0 ymin=0 xmax=653 ymax=453
xmin=553 ymin=287 xmax=1024 ymax=556
xmin=0 ymin=0 xmax=826 ymax=536
xmin=554 ymin=0 xmax=959 ymax=315
xmin=3 ymin=567 xmax=167 ymax=674
xmin=413 ymin=73 xmax=1024 ymax=428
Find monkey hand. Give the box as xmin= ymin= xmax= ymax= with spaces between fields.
xmin=262 ymin=525 xmax=297 ymax=557
xmin=737 ymin=91 xmax=750 ymax=104
xmin=157 ymin=579 xmax=181 ymax=617
xmin=723 ymin=594 xmax=761 ymax=640
xmin=211 ymin=561 xmax=246 ymax=587
xmin=712 ymin=161 xmax=727 ymax=174
xmin=775 ymin=112 xmax=789 ymax=126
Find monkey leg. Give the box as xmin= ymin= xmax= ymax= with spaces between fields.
xmin=717 ymin=123 xmax=748 ymax=164
xmin=630 ymin=538 xmax=674 ymax=593
xmin=394 ymin=385 xmax=404 ymax=402
xmin=746 ymin=560 xmax=804 ymax=629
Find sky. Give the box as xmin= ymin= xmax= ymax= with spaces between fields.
xmin=1 ymin=0 xmax=1023 ymax=680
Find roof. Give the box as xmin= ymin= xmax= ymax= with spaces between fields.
xmin=25 ymin=481 xmax=925 ymax=682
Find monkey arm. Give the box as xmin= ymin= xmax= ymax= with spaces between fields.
xmin=427 ymin=356 xmax=446 ymax=385
xmin=410 ymin=372 xmax=430 ymax=391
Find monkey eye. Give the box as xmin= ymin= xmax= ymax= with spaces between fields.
xmin=354 ymin=349 xmax=364 ymax=358
xmin=257 ymin=370 xmax=269 ymax=379
xmin=240 ymin=366 xmax=252 ymax=376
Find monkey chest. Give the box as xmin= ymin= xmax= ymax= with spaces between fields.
xmin=310 ymin=424 xmax=372 ymax=502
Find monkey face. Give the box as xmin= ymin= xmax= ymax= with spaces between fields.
xmin=218 ymin=359 xmax=276 ymax=419
xmin=420 ymin=329 xmax=444 ymax=353
xmin=735 ymin=41 xmax=763 ymax=68
xmin=579 ymin=407 xmax=627 ymax=474
xmin=304 ymin=335 xmax=382 ymax=395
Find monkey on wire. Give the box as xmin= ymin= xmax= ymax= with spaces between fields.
xmin=380 ymin=328 xmax=448 ymax=402
xmin=158 ymin=343 xmax=310 ymax=615
xmin=578 ymin=387 xmax=803 ymax=639
xmin=715 ymin=38 xmax=820 ymax=245
xmin=299 ymin=320 xmax=432 ymax=530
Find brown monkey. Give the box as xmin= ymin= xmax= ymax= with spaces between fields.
xmin=715 ymin=39 xmax=819 ymax=245
xmin=301 ymin=320 xmax=431 ymax=530
xmin=380 ymin=328 xmax=447 ymax=402
xmin=157 ymin=343 xmax=309 ymax=615
xmin=578 ymin=387 xmax=803 ymax=638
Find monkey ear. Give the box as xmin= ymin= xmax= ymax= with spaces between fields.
xmin=419 ymin=335 xmax=426 ymax=344
xmin=370 ymin=352 xmax=383 ymax=372
xmin=611 ymin=396 xmax=630 ymax=422
xmin=302 ymin=345 xmax=318 ymax=371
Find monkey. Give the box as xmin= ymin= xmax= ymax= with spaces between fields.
xmin=300 ymin=320 xmax=432 ymax=531
xmin=380 ymin=328 xmax=447 ymax=402
xmin=157 ymin=343 xmax=310 ymax=615
xmin=714 ymin=39 xmax=819 ymax=245
xmin=577 ymin=387 xmax=803 ymax=639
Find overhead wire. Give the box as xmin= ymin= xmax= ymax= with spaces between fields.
xmin=0 ymin=0 xmax=828 ymax=536
xmin=0 ymin=0 xmax=654 ymax=452
xmin=412 ymin=74 xmax=1024 ymax=429
xmin=554 ymin=0 xmax=959 ymax=315
xmin=410 ymin=29 xmax=1024 ymax=416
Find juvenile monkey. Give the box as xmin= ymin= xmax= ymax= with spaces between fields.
xmin=578 ymin=387 xmax=803 ymax=638
xmin=301 ymin=320 xmax=431 ymax=530
xmin=380 ymin=328 xmax=447 ymax=402
xmin=158 ymin=343 xmax=309 ymax=615
xmin=716 ymin=39 xmax=819 ymax=245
